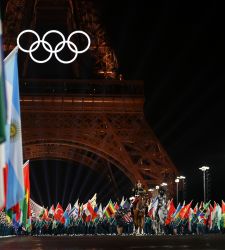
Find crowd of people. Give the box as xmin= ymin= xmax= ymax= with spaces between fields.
xmin=1 ymin=183 xmax=225 ymax=237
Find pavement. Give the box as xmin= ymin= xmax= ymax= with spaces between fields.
xmin=0 ymin=234 xmax=225 ymax=250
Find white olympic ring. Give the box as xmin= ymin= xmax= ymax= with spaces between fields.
xmin=17 ymin=29 xmax=91 ymax=64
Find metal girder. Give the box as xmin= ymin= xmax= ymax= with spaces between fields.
xmin=2 ymin=0 xmax=178 ymax=196
xmin=21 ymin=89 xmax=178 ymax=195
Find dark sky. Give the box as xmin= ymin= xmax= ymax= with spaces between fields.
xmin=93 ymin=0 xmax=225 ymax=203
xmin=1 ymin=1 xmax=225 ymax=206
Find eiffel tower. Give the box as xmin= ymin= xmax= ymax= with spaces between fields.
xmin=2 ymin=0 xmax=178 ymax=196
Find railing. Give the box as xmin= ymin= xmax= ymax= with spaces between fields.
xmin=20 ymin=79 xmax=144 ymax=97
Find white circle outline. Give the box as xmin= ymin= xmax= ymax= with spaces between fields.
xmin=54 ymin=41 xmax=78 ymax=64
xmin=17 ymin=29 xmax=40 ymax=53
xmin=42 ymin=30 xmax=66 ymax=53
xmin=29 ymin=40 xmax=53 ymax=64
xmin=67 ymin=30 xmax=91 ymax=54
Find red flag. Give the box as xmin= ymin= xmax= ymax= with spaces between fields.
xmin=222 ymin=200 xmax=225 ymax=214
xmin=22 ymin=161 xmax=31 ymax=225
xmin=114 ymin=202 xmax=119 ymax=211
xmin=42 ymin=208 xmax=49 ymax=221
xmin=54 ymin=203 xmax=65 ymax=223
xmin=85 ymin=215 xmax=92 ymax=222
xmin=179 ymin=201 xmax=192 ymax=219
xmin=193 ymin=203 xmax=198 ymax=214
xmin=11 ymin=203 xmax=20 ymax=221
xmin=165 ymin=199 xmax=176 ymax=225
xmin=87 ymin=202 xmax=97 ymax=220
xmin=3 ymin=165 xmax=8 ymax=208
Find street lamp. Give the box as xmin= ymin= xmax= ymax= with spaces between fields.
xmin=161 ymin=182 xmax=167 ymax=187
xmin=148 ymin=188 xmax=154 ymax=192
xmin=155 ymin=185 xmax=160 ymax=190
xmin=175 ymin=178 xmax=180 ymax=206
xmin=177 ymin=176 xmax=186 ymax=180
xmin=177 ymin=176 xmax=186 ymax=201
xmin=199 ymin=166 xmax=210 ymax=203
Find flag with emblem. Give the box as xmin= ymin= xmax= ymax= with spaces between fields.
xmin=4 ymin=47 xmax=24 ymax=209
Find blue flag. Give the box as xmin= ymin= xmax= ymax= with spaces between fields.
xmin=4 ymin=47 xmax=24 ymax=209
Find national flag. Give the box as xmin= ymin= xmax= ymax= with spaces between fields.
xmin=63 ymin=203 xmax=71 ymax=226
xmin=208 ymin=202 xmax=217 ymax=230
xmin=120 ymin=196 xmax=125 ymax=207
xmin=30 ymin=198 xmax=43 ymax=219
xmin=123 ymin=211 xmax=133 ymax=223
xmin=221 ymin=200 xmax=225 ymax=214
xmin=179 ymin=201 xmax=192 ymax=220
xmin=104 ymin=200 xmax=116 ymax=218
xmin=122 ymin=199 xmax=130 ymax=210
xmin=148 ymin=197 xmax=158 ymax=219
xmin=89 ymin=193 xmax=97 ymax=208
xmin=172 ymin=202 xmax=185 ymax=227
xmin=54 ymin=203 xmax=65 ymax=223
xmin=48 ymin=205 xmax=55 ymax=219
xmin=1 ymin=165 xmax=8 ymax=210
xmin=195 ymin=200 xmax=211 ymax=224
xmin=0 ymin=145 xmax=6 ymax=210
xmin=199 ymin=201 xmax=203 ymax=210
xmin=87 ymin=201 xmax=97 ymax=220
xmin=19 ymin=160 xmax=30 ymax=228
xmin=98 ymin=203 xmax=103 ymax=218
xmin=172 ymin=203 xmax=182 ymax=219
xmin=42 ymin=208 xmax=49 ymax=221
xmin=114 ymin=202 xmax=119 ymax=211
xmin=4 ymin=47 xmax=24 ymax=209
xmin=165 ymin=199 xmax=176 ymax=225
xmin=203 ymin=200 xmax=211 ymax=211
xmin=64 ymin=203 xmax=71 ymax=215
xmin=68 ymin=199 xmax=79 ymax=218
xmin=188 ymin=208 xmax=193 ymax=232
xmin=221 ymin=200 xmax=225 ymax=229
xmin=38 ymin=206 xmax=45 ymax=218
xmin=208 ymin=204 xmax=214 ymax=230
xmin=0 ymin=10 xmax=7 ymax=210
xmin=193 ymin=202 xmax=198 ymax=214
xmin=108 ymin=200 xmax=116 ymax=213
xmin=6 ymin=202 xmax=20 ymax=221
xmin=215 ymin=204 xmax=222 ymax=230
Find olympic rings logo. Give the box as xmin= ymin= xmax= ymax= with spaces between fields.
xmin=17 ymin=30 xmax=91 ymax=64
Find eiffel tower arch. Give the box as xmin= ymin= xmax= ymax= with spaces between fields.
xmin=2 ymin=0 xmax=178 ymax=195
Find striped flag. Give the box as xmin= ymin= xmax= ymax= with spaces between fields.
xmin=0 ymin=10 xmax=7 ymax=210
xmin=68 ymin=199 xmax=79 ymax=218
xmin=123 ymin=211 xmax=133 ymax=223
xmin=104 ymin=200 xmax=116 ymax=218
xmin=4 ymin=47 xmax=24 ymax=209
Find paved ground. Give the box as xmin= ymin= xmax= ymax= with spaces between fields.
xmin=0 ymin=234 xmax=225 ymax=250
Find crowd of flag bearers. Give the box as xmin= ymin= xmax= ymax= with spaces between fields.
xmin=1 ymin=13 xmax=225 ymax=238
xmin=1 ymin=191 xmax=225 ymax=236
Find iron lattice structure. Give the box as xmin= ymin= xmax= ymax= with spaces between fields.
xmin=3 ymin=0 xmax=178 ymax=194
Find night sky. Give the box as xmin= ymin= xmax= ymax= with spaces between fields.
xmin=92 ymin=1 xmax=225 ymax=203
xmin=1 ymin=1 xmax=225 ymax=206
